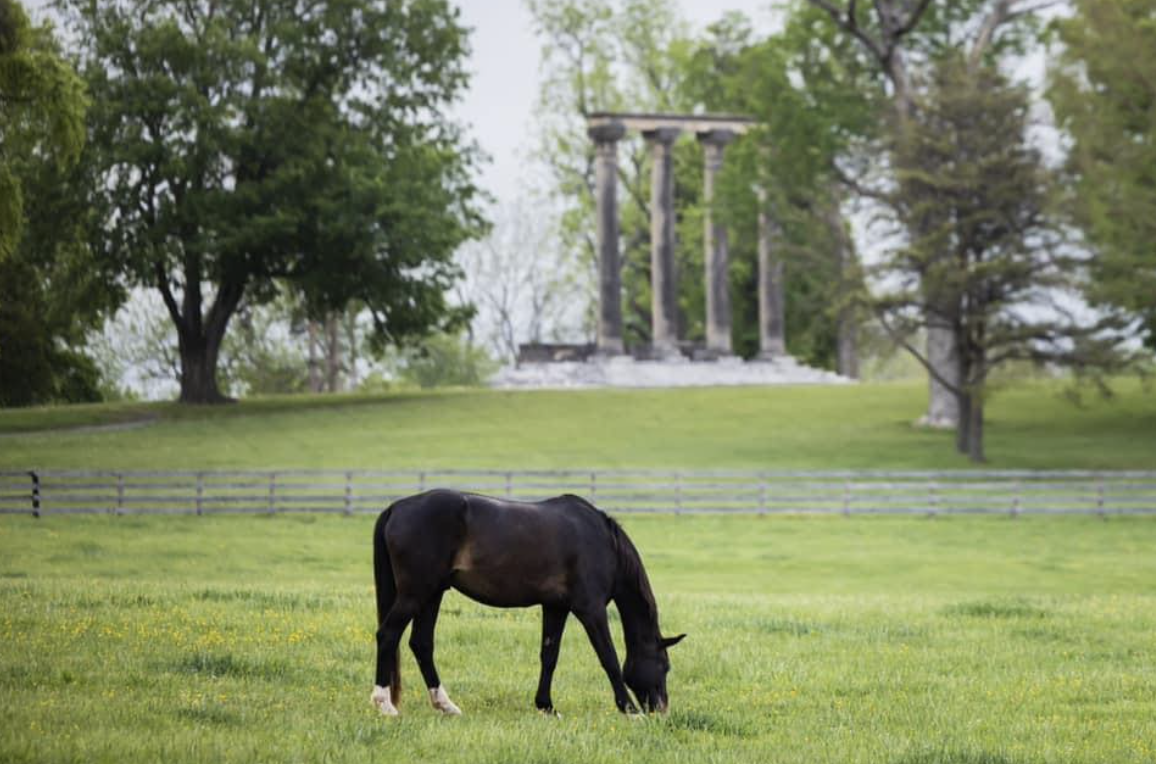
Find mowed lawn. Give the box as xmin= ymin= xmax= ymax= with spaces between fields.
xmin=1 ymin=513 xmax=1154 ymax=764
xmin=2 ymin=378 xmax=1155 ymax=470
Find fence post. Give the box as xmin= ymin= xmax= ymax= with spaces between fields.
xmin=1011 ymin=479 xmax=1020 ymax=519
xmin=1097 ymin=476 xmax=1105 ymax=520
xmin=268 ymin=472 xmax=277 ymax=514
xmin=505 ymin=472 xmax=513 ymax=499
xmin=28 ymin=471 xmax=40 ymax=518
xmin=759 ymin=478 xmax=767 ymax=517
xmin=927 ymin=480 xmax=938 ymax=518
xmin=674 ymin=472 xmax=682 ymax=515
xmin=842 ymin=480 xmax=851 ymax=516
xmin=195 ymin=473 xmax=204 ymax=516
xmin=590 ymin=471 xmax=597 ymax=502
xmin=344 ymin=472 xmax=354 ymax=516
xmin=419 ymin=471 xmax=426 ymax=493
xmin=116 ymin=473 xmax=125 ymax=516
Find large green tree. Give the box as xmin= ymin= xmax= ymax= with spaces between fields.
xmin=0 ymin=0 xmax=113 ymax=406
xmin=1049 ymin=0 xmax=1156 ymax=349
xmin=0 ymin=0 xmax=85 ymax=260
xmin=807 ymin=0 xmax=1048 ymax=424
xmin=876 ymin=57 xmax=1132 ymax=462
xmin=64 ymin=0 xmax=484 ymax=403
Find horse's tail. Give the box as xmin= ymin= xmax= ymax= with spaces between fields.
xmin=373 ymin=506 xmax=401 ymax=706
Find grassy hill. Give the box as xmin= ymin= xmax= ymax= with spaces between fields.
xmin=1 ymin=378 xmax=1154 ymax=471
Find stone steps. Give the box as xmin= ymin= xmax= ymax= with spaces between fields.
xmin=489 ymin=355 xmax=852 ymax=389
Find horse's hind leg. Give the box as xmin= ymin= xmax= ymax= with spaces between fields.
xmin=409 ymin=590 xmax=461 ymax=715
xmin=373 ymin=597 xmax=422 ymax=715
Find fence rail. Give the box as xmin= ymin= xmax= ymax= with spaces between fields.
xmin=2 ymin=469 xmax=1155 ymax=517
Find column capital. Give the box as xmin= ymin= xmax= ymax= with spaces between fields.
xmin=641 ymin=126 xmax=681 ymax=145
xmin=696 ymin=128 xmax=736 ymax=147
xmin=588 ymin=122 xmax=626 ymax=144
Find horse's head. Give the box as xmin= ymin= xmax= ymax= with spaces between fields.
xmin=624 ymin=633 xmax=685 ymax=713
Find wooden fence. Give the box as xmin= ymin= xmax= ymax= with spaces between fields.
xmin=2 ymin=469 xmax=1156 ymax=517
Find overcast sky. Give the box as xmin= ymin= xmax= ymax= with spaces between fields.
xmin=453 ymin=0 xmax=776 ymax=203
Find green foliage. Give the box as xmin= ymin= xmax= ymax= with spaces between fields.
xmin=879 ymin=55 xmax=1134 ymax=460
xmin=64 ymin=0 xmax=486 ymax=402
xmin=1048 ymin=0 xmax=1156 ymax=348
xmin=0 ymin=0 xmax=87 ymax=261
xmin=397 ymin=333 xmax=498 ymax=389
xmin=0 ymin=0 xmax=110 ymax=406
xmin=1 ymin=513 xmax=1155 ymax=762
xmin=2 ymin=379 xmax=1155 ymax=470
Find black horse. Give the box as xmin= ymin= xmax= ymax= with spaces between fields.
xmin=371 ymin=488 xmax=684 ymax=716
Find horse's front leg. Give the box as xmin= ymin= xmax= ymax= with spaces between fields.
xmin=409 ymin=590 xmax=461 ymax=715
xmin=535 ymin=606 xmax=568 ymax=714
xmin=574 ymin=606 xmax=639 ymax=714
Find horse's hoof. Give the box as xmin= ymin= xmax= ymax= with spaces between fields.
xmin=429 ymin=685 xmax=462 ymax=716
xmin=371 ymin=685 xmax=399 ymax=717
xmin=538 ymin=707 xmax=561 ymax=718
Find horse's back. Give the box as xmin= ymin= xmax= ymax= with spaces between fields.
xmin=382 ymin=490 xmax=615 ymax=609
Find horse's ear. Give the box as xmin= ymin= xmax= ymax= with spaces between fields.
xmin=660 ymin=633 xmax=686 ymax=649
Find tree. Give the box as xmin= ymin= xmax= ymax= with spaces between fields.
xmin=0 ymin=0 xmax=116 ymax=406
xmin=0 ymin=0 xmax=85 ymax=260
xmin=874 ymin=56 xmax=1130 ymax=462
xmin=1049 ymin=0 xmax=1156 ymax=349
xmin=806 ymin=0 xmax=1048 ymax=425
xmin=455 ymin=198 xmax=575 ymax=364
xmin=64 ymin=0 xmax=485 ymax=403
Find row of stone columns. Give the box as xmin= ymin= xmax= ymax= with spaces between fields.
xmin=588 ymin=121 xmax=786 ymax=359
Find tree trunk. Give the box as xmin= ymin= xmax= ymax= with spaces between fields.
xmin=307 ymin=321 xmax=322 ymax=393
xmin=967 ymin=395 xmax=985 ymax=463
xmin=325 ymin=312 xmax=341 ymax=393
xmin=344 ymin=311 xmax=358 ymax=390
xmin=177 ymin=334 xmax=230 ymax=404
xmin=956 ymin=390 xmax=971 ymax=455
xmin=158 ymin=267 xmax=244 ymax=405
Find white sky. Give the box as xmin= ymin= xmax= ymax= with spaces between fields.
xmin=454 ymin=0 xmax=775 ymax=203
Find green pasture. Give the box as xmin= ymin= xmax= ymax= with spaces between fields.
xmin=1 ymin=513 xmax=1154 ymax=764
xmin=2 ymin=378 xmax=1155 ymax=470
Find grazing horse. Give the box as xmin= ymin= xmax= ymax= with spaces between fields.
xmin=370 ymin=489 xmax=685 ymax=717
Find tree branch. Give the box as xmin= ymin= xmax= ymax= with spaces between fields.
xmin=808 ymin=0 xmax=889 ymax=65
xmin=155 ymin=261 xmax=186 ymax=337
xmin=831 ymin=160 xmax=894 ymax=204
xmin=876 ymin=306 xmax=965 ymax=397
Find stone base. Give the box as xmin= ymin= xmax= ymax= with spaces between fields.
xmin=914 ymin=414 xmax=958 ymax=430
xmin=489 ymin=355 xmax=852 ymax=389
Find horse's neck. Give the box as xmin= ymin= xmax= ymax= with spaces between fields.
xmin=614 ymin=577 xmax=660 ymax=647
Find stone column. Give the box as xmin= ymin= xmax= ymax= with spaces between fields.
xmin=643 ymin=127 xmax=681 ymax=358
xmin=756 ymin=186 xmax=787 ymax=359
xmin=698 ymin=129 xmax=735 ymax=356
xmin=588 ymin=123 xmax=626 ymax=355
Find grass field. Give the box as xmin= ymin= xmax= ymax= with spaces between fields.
xmin=2 ymin=512 xmax=1154 ymax=764
xmin=2 ymin=378 xmax=1155 ymax=470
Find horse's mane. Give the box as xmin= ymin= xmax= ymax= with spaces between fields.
xmin=560 ymin=494 xmax=659 ymax=626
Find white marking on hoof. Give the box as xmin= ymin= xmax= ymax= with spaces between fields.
xmin=371 ymin=685 xmax=399 ymax=716
xmin=429 ymin=685 xmax=462 ymax=715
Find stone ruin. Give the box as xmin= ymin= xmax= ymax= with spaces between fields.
xmin=490 ymin=112 xmax=851 ymax=389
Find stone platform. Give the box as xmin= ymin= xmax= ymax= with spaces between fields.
xmin=489 ymin=355 xmax=851 ymax=389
